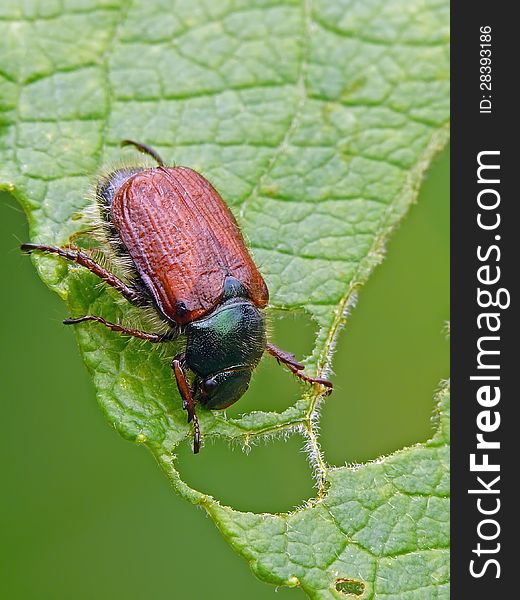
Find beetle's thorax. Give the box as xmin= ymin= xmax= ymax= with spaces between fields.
xmin=185 ymin=296 xmax=266 ymax=378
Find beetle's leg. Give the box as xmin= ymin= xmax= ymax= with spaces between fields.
xmin=172 ymin=353 xmax=201 ymax=454
xmin=266 ymin=342 xmax=333 ymax=395
xmin=121 ymin=139 xmax=165 ymax=167
xmin=63 ymin=315 xmax=177 ymax=343
xmin=21 ymin=243 xmax=143 ymax=306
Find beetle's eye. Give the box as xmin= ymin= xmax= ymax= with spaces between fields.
xmin=202 ymin=378 xmax=217 ymax=394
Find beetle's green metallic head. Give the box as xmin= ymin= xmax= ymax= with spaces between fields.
xmin=194 ymin=367 xmax=253 ymax=410
xmin=185 ymin=278 xmax=267 ymax=410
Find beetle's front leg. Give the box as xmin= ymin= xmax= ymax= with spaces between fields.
xmin=266 ymin=342 xmax=333 ymax=395
xmin=171 ymin=353 xmax=200 ymax=453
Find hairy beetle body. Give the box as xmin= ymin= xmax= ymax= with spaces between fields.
xmin=22 ymin=141 xmax=332 ymax=453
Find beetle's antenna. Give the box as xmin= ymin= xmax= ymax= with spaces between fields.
xmin=121 ymin=139 xmax=165 ymax=167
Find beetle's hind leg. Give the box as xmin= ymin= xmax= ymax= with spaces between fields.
xmin=172 ymin=354 xmax=201 ymax=454
xmin=63 ymin=315 xmax=176 ymax=343
xmin=121 ymin=139 xmax=165 ymax=167
xmin=266 ymin=342 xmax=333 ymax=395
xmin=21 ymin=243 xmax=144 ymax=306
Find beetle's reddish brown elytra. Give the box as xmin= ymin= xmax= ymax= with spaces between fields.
xmin=22 ymin=140 xmax=333 ymax=453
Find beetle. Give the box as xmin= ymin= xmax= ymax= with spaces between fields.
xmin=22 ymin=140 xmax=332 ymax=453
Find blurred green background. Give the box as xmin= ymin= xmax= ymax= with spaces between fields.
xmin=0 ymin=147 xmax=448 ymax=599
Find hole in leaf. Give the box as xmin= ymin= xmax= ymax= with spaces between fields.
xmin=321 ymin=147 xmax=449 ymax=464
xmin=335 ymin=578 xmax=365 ymax=596
xmin=177 ymin=432 xmax=315 ymax=513
xmin=177 ymin=292 xmax=321 ymax=512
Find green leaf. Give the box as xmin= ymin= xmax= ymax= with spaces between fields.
xmin=0 ymin=0 xmax=449 ymax=597
xmin=200 ymin=385 xmax=450 ymax=599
